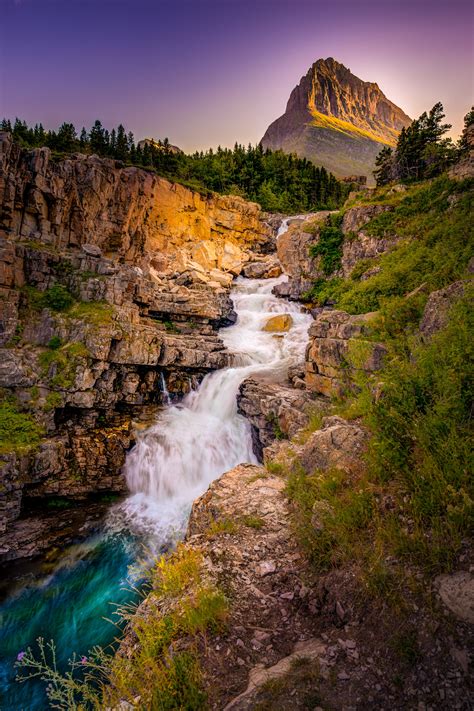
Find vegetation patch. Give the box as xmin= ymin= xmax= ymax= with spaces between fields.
xmin=206 ymin=516 xmax=238 ymax=538
xmin=240 ymin=514 xmax=265 ymax=530
xmin=39 ymin=342 xmax=89 ymax=389
xmin=41 ymin=285 xmax=74 ymax=312
xmin=287 ymin=287 xmax=473 ymax=591
xmin=304 ymin=176 xmax=473 ymax=314
xmin=0 ymin=400 xmax=43 ymax=455
xmin=308 ymin=213 xmax=344 ymax=275
xmin=68 ymin=301 xmax=114 ymax=326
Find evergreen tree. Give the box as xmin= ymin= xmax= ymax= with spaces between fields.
xmin=458 ymin=107 xmax=474 ymax=154
xmin=109 ymin=128 xmax=117 ymax=155
xmin=373 ymin=146 xmax=394 ymax=186
xmin=115 ymin=124 xmax=128 ymax=161
xmin=79 ymin=127 xmax=88 ymax=150
xmin=89 ymin=120 xmax=106 ymax=154
xmin=52 ymin=122 xmax=77 ymax=152
xmin=376 ymin=101 xmax=456 ymax=184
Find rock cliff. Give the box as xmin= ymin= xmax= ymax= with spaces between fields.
xmin=261 ymin=58 xmax=411 ymax=182
xmin=0 ymin=133 xmax=272 ymax=562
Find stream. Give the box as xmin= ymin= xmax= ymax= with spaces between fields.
xmin=0 ymin=273 xmax=312 ymax=710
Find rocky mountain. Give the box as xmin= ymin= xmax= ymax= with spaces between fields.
xmin=137 ymin=137 xmax=183 ymax=154
xmin=261 ymin=57 xmax=411 ymax=182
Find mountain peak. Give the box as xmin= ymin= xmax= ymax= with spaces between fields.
xmin=261 ymin=58 xmax=411 ymax=182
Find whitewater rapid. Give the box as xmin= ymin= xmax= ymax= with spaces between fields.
xmin=115 ymin=274 xmax=312 ymax=547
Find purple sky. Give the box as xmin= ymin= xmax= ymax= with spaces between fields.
xmin=1 ymin=0 xmax=473 ymax=152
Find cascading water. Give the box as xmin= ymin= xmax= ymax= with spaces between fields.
xmin=0 ymin=272 xmax=312 ymax=710
xmin=159 ymin=372 xmax=171 ymax=406
xmin=114 ymin=275 xmax=312 ymax=546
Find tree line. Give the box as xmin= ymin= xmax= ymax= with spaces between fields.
xmin=374 ymin=103 xmax=473 ymax=186
xmin=1 ymin=118 xmax=346 ymax=213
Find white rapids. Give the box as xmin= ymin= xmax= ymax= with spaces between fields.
xmin=115 ymin=274 xmax=312 ymax=547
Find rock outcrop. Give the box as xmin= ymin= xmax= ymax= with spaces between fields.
xmin=297 ymin=415 xmax=368 ymax=475
xmin=237 ymin=377 xmax=317 ymax=458
xmin=273 ymin=213 xmax=329 ymax=300
xmin=305 ymin=310 xmax=386 ymax=397
xmin=419 ymin=280 xmax=467 ymax=340
xmin=261 ymin=58 xmax=411 ymax=182
xmin=273 ymin=205 xmax=400 ymax=300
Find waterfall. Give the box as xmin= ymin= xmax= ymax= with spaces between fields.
xmin=116 ymin=275 xmax=312 ymax=546
xmin=159 ymin=372 xmax=171 ymax=405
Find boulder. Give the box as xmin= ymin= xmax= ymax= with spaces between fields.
xmin=81 ymin=243 xmax=102 ymax=258
xmin=191 ymin=240 xmax=217 ymax=270
xmin=242 ymin=257 xmax=282 ymax=279
xmin=262 ymin=314 xmax=293 ymax=332
xmin=298 ymin=416 xmax=368 ymax=474
xmin=419 ymin=281 xmax=466 ymax=340
xmin=341 ymin=204 xmax=394 ymax=235
xmin=435 ymin=571 xmax=474 ymax=623
xmin=218 ymin=241 xmax=245 ymax=274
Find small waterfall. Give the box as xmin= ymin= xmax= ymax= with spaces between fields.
xmin=159 ymin=372 xmax=171 ymax=405
xmin=117 ymin=275 xmax=312 ymax=545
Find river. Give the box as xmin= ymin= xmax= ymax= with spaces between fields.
xmin=0 ymin=272 xmax=312 ymax=709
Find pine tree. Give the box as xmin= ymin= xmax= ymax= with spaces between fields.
xmin=115 ymin=124 xmax=128 ymax=161
xmin=373 ymin=146 xmax=394 ymax=185
xmin=89 ymin=120 xmax=106 ymax=154
xmin=79 ymin=127 xmax=88 ymax=150
xmin=53 ymin=122 xmax=77 ymax=152
xmin=458 ymin=107 xmax=474 ymax=154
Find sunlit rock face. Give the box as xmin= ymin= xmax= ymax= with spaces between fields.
xmin=0 ymin=131 xmax=271 ymax=272
xmin=261 ymin=57 xmax=411 ymax=183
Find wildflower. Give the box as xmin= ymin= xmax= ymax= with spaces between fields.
xmin=16 ymin=651 xmax=26 ymax=662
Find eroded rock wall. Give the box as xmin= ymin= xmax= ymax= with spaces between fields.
xmin=0 ymin=132 xmax=271 ymax=269
xmin=0 ymin=133 xmax=273 ymax=562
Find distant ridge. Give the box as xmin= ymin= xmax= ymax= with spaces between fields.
xmin=261 ymin=58 xmax=411 ymax=182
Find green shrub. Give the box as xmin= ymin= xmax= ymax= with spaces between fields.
xmin=309 ymin=213 xmax=344 ymax=275
xmin=42 ymin=285 xmax=74 ymax=311
xmin=0 ymin=400 xmax=43 ymax=454
xmin=47 ymin=336 xmax=62 ymax=349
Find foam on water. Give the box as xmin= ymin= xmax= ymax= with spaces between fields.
xmin=116 ymin=275 xmax=312 ymax=546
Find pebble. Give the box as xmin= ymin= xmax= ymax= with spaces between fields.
xmin=257 ymin=560 xmax=276 ymax=576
